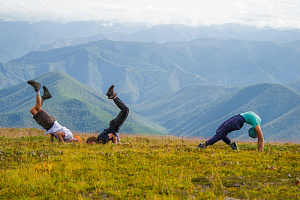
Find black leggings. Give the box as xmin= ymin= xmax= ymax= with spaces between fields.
xmin=108 ymin=97 xmax=129 ymax=132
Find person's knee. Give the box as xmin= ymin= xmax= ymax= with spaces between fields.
xmin=119 ymin=106 xmax=129 ymax=117
xmin=30 ymin=107 xmax=38 ymax=115
xmin=123 ymin=106 xmax=129 ymax=114
xmin=31 ymin=106 xmax=42 ymax=116
xmin=214 ymin=132 xmax=223 ymax=140
xmin=216 ymin=129 xmax=228 ymax=137
xmin=30 ymin=107 xmax=35 ymax=114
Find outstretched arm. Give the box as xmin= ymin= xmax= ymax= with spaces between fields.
xmin=255 ymin=124 xmax=264 ymax=151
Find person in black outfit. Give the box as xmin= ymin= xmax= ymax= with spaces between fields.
xmin=86 ymin=85 xmax=129 ymax=144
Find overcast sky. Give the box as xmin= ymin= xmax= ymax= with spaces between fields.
xmin=1 ymin=0 xmax=300 ymax=28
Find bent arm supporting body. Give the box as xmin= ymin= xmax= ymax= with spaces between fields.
xmin=255 ymin=124 xmax=264 ymax=151
xmin=56 ymin=132 xmax=65 ymax=142
xmin=108 ymin=133 xmax=118 ymax=144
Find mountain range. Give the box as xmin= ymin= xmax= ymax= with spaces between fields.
xmin=1 ymin=39 xmax=300 ymax=104
xmin=1 ymin=20 xmax=300 ymax=62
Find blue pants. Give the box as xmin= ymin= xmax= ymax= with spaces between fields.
xmin=206 ymin=114 xmax=245 ymax=145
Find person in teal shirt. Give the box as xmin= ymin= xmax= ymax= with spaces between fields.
xmin=197 ymin=111 xmax=264 ymax=151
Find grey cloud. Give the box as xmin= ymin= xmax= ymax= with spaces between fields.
xmin=0 ymin=0 xmax=299 ymax=28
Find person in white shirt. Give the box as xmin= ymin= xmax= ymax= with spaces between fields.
xmin=28 ymin=80 xmax=81 ymax=143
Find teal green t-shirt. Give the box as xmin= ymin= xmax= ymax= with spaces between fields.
xmin=240 ymin=111 xmax=261 ymax=128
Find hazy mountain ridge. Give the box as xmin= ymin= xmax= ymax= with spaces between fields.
xmin=165 ymin=39 xmax=300 ymax=85
xmin=262 ymin=105 xmax=300 ymax=142
xmin=0 ymin=20 xmax=134 ymax=62
xmin=0 ymin=71 xmax=166 ymax=135
xmin=39 ymin=24 xmax=300 ymax=51
xmin=1 ymin=39 xmax=300 ymax=104
xmin=2 ymin=20 xmax=300 ymax=62
xmin=0 ymin=40 xmax=213 ymax=103
xmin=287 ymin=80 xmax=300 ymax=93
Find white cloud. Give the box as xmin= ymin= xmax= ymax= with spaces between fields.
xmin=0 ymin=0 xmax=300 ymax=28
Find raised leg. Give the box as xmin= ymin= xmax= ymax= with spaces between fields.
xmin=30 ymin=94 xmax=42 ymax=116
xmin=108 ymin=97 xmax=129 ymax=132
xmin=28 ymin=80 xmax=42 ymax=116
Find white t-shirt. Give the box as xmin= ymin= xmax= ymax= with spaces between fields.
xmin=44 ymin=121 xmax=73 ymax=142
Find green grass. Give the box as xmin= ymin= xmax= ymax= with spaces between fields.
xmin=0 ymin=128 xmax=299 ymax=199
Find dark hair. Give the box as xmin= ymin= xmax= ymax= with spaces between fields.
xmin=86 ymin=136 xmax=97 ymax=143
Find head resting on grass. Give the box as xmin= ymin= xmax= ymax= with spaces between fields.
xmin=248 ymin=128 xmax=258 ymax=138
xmin=86 ymin=136 xmax=97 ymax=144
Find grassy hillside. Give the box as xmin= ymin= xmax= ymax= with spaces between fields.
xmin=167 ymin=83 xmax=300 ymax=141
xmin=262 ymin=106 xmax=300 ymax=142
xmin=0 ymin=128 xmax=299 ymax=199
xmin=0 ymin=71 xmax=166 ymax=135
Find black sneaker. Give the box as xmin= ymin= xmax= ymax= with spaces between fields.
xmin=28 ymin=80 xmax=41 ymax=91
xmin=106 ymin=85 xmax=116 ymax=99
xmin=42 ymin=86 xmax=52 ymax=100
xmin=230 ymin=142 xmax=239 ymax=150
xmin=196 ymin=142 xmax=206 ymax=149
